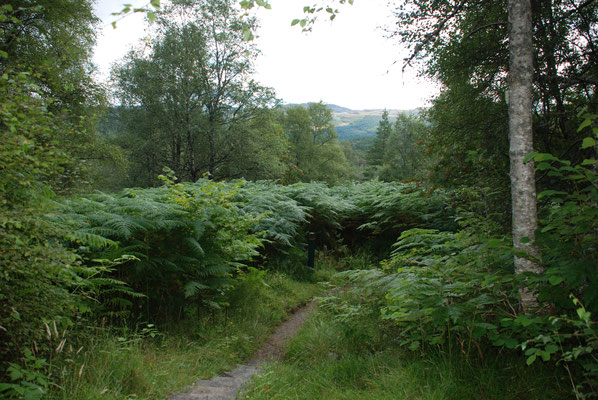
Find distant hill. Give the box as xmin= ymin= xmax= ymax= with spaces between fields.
xmin=332 ymin=106 xmax=419 ymax=139
xmin=283 ymin=103 xmax=419 ymax=139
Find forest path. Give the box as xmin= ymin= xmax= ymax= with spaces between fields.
xmin=167 ymin=301 xmax=317 ymax=400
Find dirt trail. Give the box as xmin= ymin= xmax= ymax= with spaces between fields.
xmin=167 ymin=301 xmax=316 ymax=400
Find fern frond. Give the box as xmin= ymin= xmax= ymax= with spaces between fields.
xmin=183 ymin=281 xmax=209 ymax=298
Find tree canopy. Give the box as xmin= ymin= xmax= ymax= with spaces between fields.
xmin=113 ymin=0 xmax=285 ymax=185
xmin=282 ymin=102 xmax=353 ymax=183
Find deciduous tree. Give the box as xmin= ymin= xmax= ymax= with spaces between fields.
xmin=114 ymin=0 xmax=282 ymax=184
xmin=283 ymin=103 xmax=352 ymax=183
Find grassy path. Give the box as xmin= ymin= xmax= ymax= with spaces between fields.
xmin=167 ymin=301 xmax=318 ymax=400
xmin=240 ymin=289 xmax=571 ymax=400
xmin=49 ymin=272 xmax=326 ymax=400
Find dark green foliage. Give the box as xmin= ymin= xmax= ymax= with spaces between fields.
xmin=378 ymin=113 xmax=426 ymax=181
xmin=335 ymin=116 xmax=598 ymax=396
xmin=394 ymin=0 xmax=598 ymax=221
xmin=230 ymin=180 xmax=455 ymax=267
xmin=231 ymin=181 xmax=309 ymax=267
xmin=0 ymin=0 xmax=100 ymax=115
xmin=244 ymin=288 xmax=570 ymax=400
xmin=282 ymin=103 xmax=353 ymax=183
xmin=336 ymin=227 xmax=513 ymax=351
xmin=241 ymin=180 xmax=456 ymax=260
xmin=0 ymin=70 xmax=87 ymax=391
xmin=335 ymin=222 xmax=595 ymax=397
xmin=366 ymin=110 xmax=392 ymax=168
xmin=365 ymin=111 xmax=427 ymax=181
xmin=58 ymin=176 xmax=264 ymax=322
xmin=112 ymin=0 xmax=282 ymax=186
xmin=424 ymin=84 xmax=510 ymax=191
xmin=343 ymin=136 xmax=375 ymax=153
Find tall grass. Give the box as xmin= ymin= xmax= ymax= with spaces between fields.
xmin=49 ymin=272 xmax=324 ymax=400
xmin=241 ymin=289 xmax=571 ymax=400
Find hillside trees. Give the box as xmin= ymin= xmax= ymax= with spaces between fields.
xmin=382 ymin=113 xmax=426 ymax=181
xmin=113 ymin=0 xmax=285 ymax=186
xmin=283 ymin=102 xmax=352 ymax=183
xmin=366 ymin=111 xmax=425 ymax=181
xmin=366 ymin=109 xmax=392 ymax=170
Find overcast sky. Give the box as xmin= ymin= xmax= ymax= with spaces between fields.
xmin=92 ymin=0 xmax=439 ymax=110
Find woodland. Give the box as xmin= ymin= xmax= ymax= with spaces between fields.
xmin=0 ymin=0 xmax=597 ymax=399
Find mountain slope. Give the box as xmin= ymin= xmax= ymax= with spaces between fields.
xmin=284 ymin=103 xmax=419 ymax=139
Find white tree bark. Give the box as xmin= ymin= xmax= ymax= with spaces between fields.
xmin=508 ymin=0 xmax=543 ymax=313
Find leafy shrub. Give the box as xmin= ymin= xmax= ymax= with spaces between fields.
xmin=518 ymin=111 xmax=598 ymax=397
xmin=0 ymin=71 xmax=86 ymax=385
xmin=57 ymin=173 xmax=265 ymax=323
xmin=340 ymin=228 xmax=515 ymax=352
xmin=334 ymin=112 xmax=598 ymax=398
xmin=232 ymin=180 xmax=309 ymax=266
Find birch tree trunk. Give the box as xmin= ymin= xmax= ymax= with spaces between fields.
xmin=508 ymin=0 xmax=543 ymax=313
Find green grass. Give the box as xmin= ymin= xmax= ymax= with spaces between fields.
xmin=48 ymin=271 xmax=325 ymax=400
xmin=241 ymin=293 xmax=572 ymax=400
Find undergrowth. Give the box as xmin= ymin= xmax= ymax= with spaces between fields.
xmin=241 ymin=288 xmax=571 ymax=400
xmin=45 ymin=271 xmax=323 ymax=400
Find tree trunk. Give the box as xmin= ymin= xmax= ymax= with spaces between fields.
xmin=508 ymin=0 xmax=542 ymax=313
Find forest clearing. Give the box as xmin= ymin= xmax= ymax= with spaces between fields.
xmin=1 ymin=0 xmax=597 ymax=399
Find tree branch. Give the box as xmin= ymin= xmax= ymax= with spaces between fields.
xmin=403 ymin=0 xmax=468 ymax=71
xmin=464 ymin=21 xmax=507 ymax=40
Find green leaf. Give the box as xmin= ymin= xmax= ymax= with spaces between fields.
xmin=538 ymin=190 xmax=566 ymax=199
xmin=545 ymin=344 xmax=559 ymax=354
xmin=240 ymin=0 xmax=253 ymax=9
xmin=408 ymin=340 xmax=420 ymax=351
xmin=150 ymin=0 xmax=160 ymax=8
xmin=291 ymin=19 xmax=300 ymax=26
xmin=581 ymin=137 xmax=596 ymax=149
xmin=526 ymin=354 xmax=537 ymax=365
xmin=520 ymin=236 xmax=531 ymax=244
xmin=576 ymin=308 xmax=591 ymax=322
xmin=523 ymin=152 xmax=537 ymax=163
xmin=548 ymin=275 xmax=564 ymax=286
xmin=577 ymin=118 xmax=593 ymax=132
xmin=540 ymin=351 xmax=551 ymax=361
xmin=486 ymin=239 xmax=505 ymax=248
xmin=147 ymin=11 xmax=156 ymax=23
xmin=243 ymin=28 xmax=254 ymax=41
xmin=534 ymin=153 xmax=559 ymax=162
xmin=582 ymin=158 xmax=597 ymax=165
